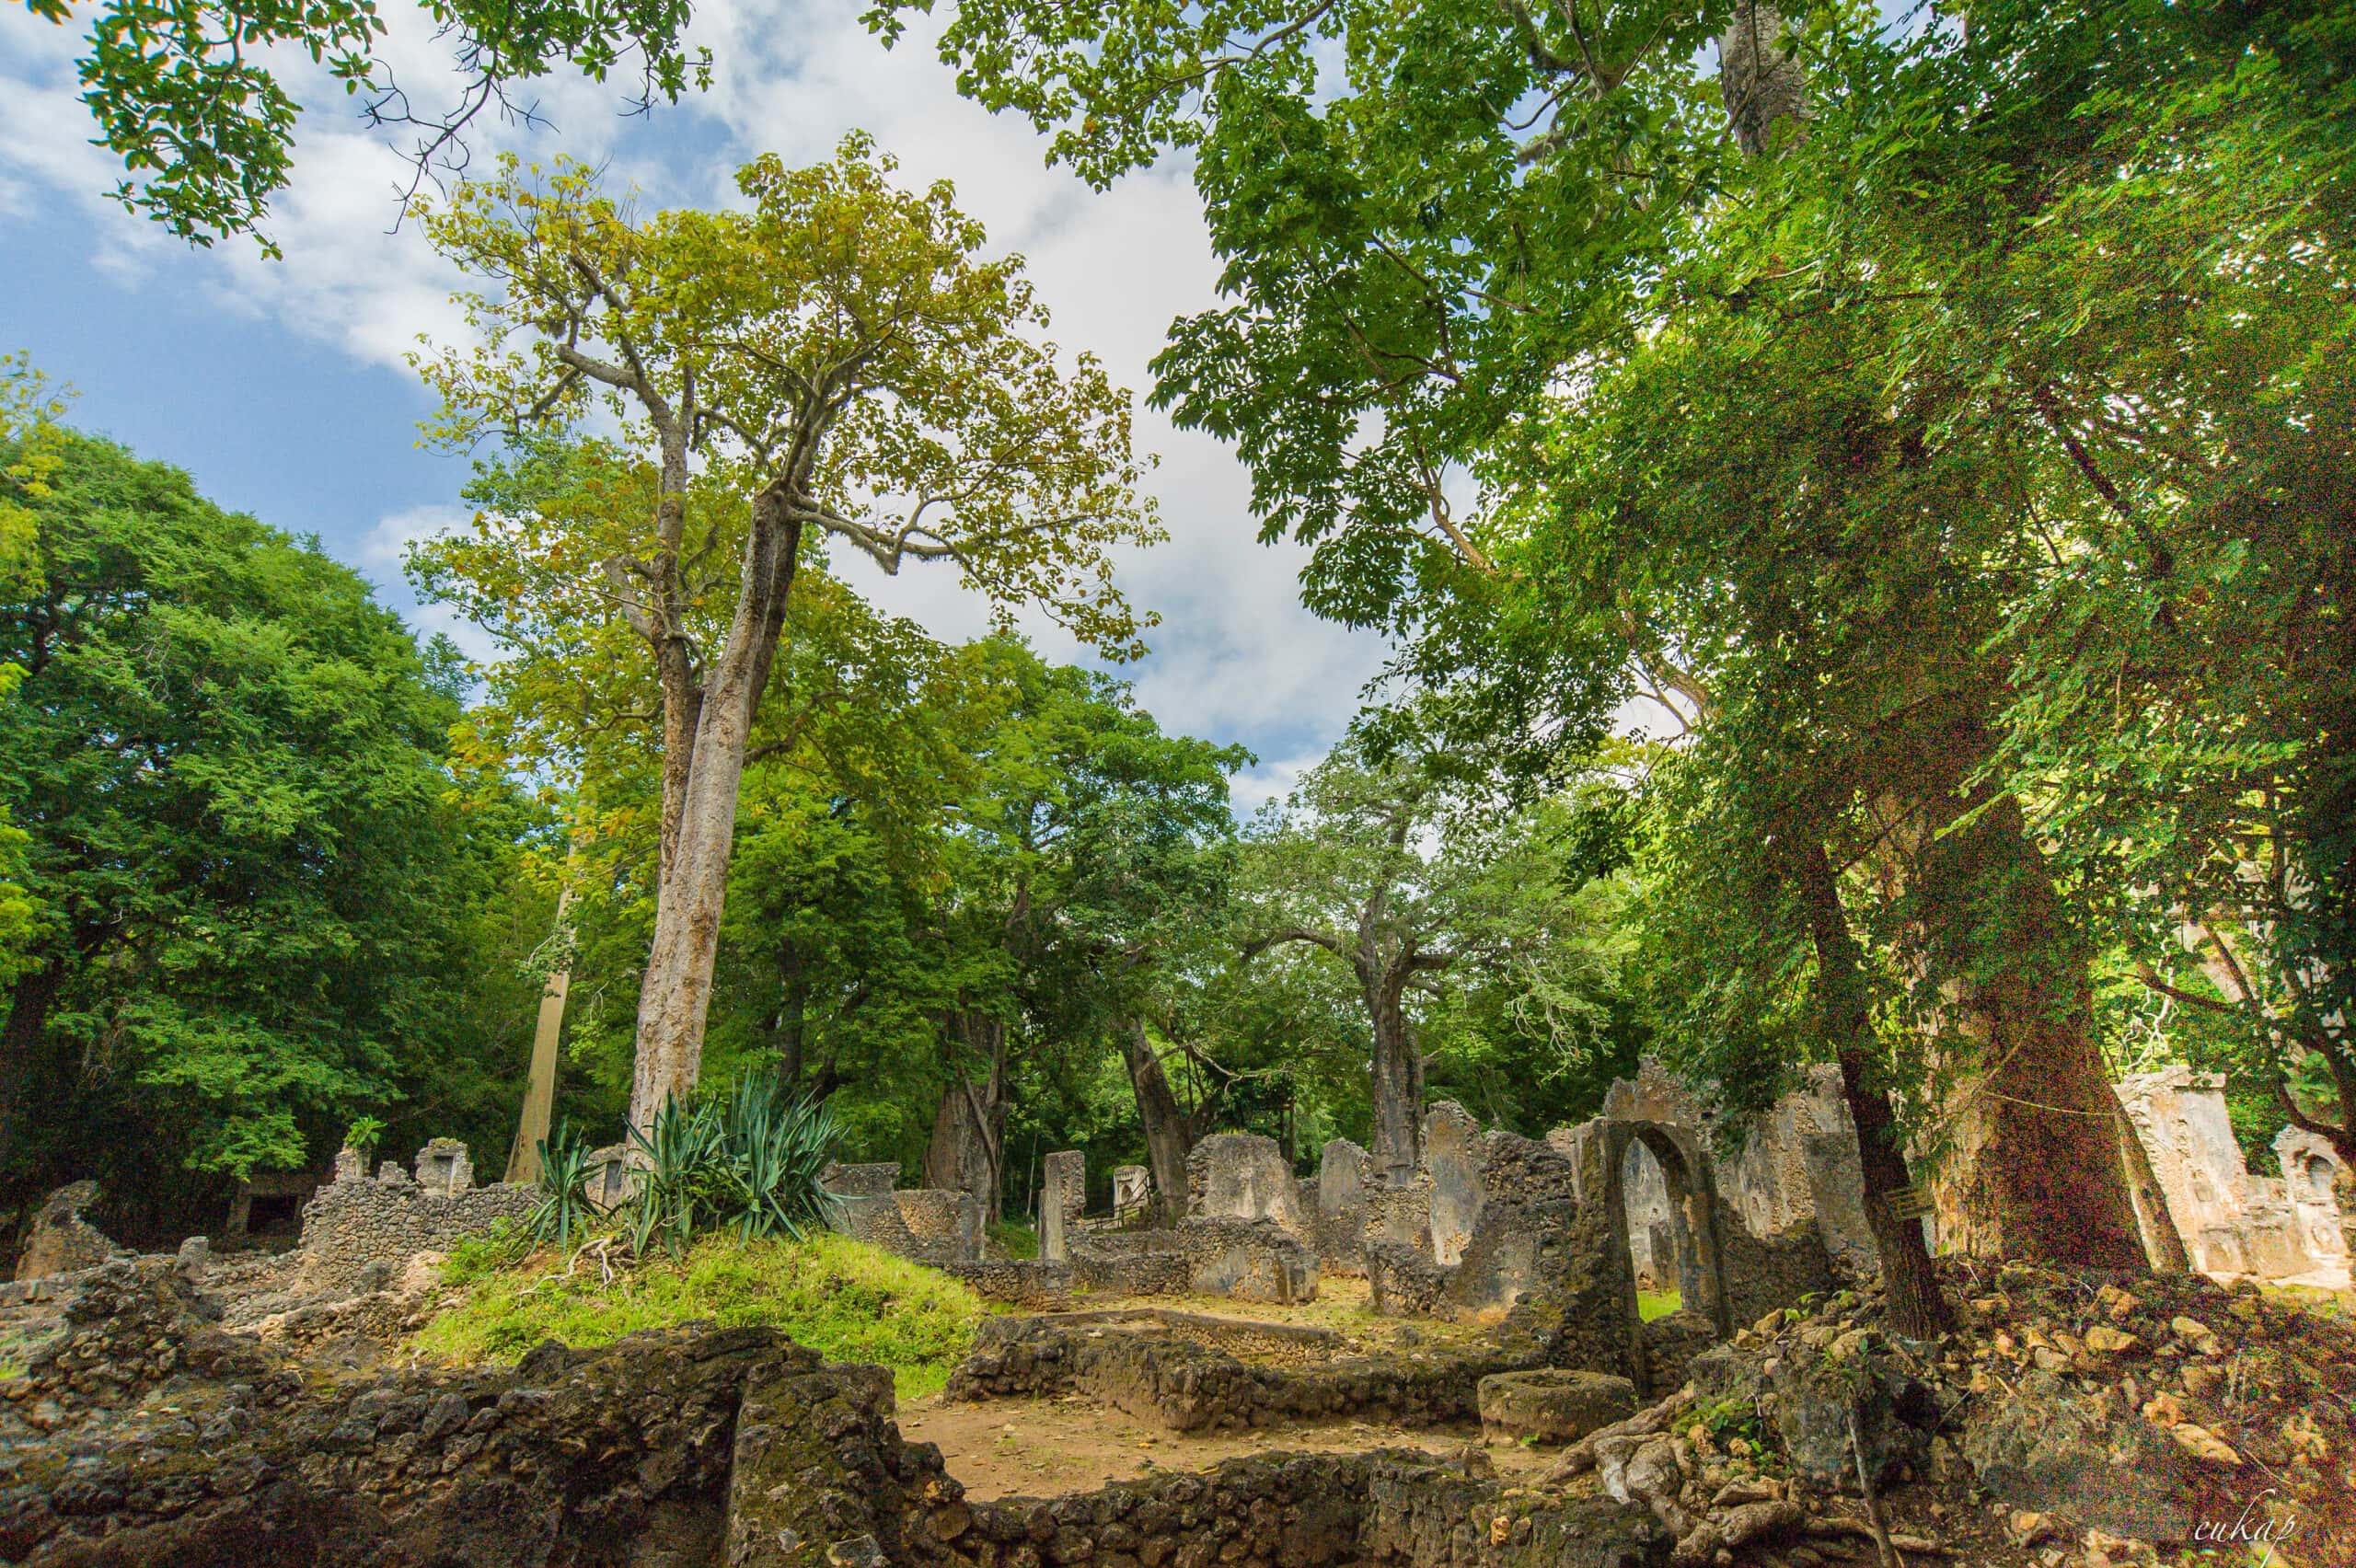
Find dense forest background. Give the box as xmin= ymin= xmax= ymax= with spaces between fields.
xmin=0 ymin=0 xmax=2349 ymax=1260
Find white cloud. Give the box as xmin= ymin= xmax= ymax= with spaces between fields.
xmin=0 ymin=0 xmax=1389 ymax=778
xmin=364 ymin=502 xmax=500 ymax=661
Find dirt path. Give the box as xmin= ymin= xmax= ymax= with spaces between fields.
xmin=897 ymin=1391 xmax=1559 ymax=1501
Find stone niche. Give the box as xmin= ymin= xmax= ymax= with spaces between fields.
xmin=1110 ymin=1164 xmax=1151 ymax=1221
xmin=2118 ymin=1066 xmax=2350 ymax=1287
xmin=411 ymin=1137 xmax=474 ymax=1197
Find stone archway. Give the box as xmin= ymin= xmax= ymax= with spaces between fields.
xmin=1599 ymin=1119 xmax=1733 ymax=1394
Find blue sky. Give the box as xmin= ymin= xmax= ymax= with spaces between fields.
xmin=0 ymin=0 xmax=1392 ymax=813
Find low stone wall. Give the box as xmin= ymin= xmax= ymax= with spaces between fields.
xmin=949 ymin=1219 xmax=1318 ymax=1307
xmin=1715 ymin=1215 xmax=1840 ymax=1332
xmin=0 ymin=1260 xmax=1675 ymax=1568
xmin=0 ymin=1262 xmax=969 ymax=1568
xmin=1366 ymin=1241 xmax=1452 ymax=1319
xmin=951 ymin=1450 xmax=1664 ymax=1568
xmin=946 ymin=1313 xmax=1543 ymax=1433
xmin=291 ymin=1173 xmax=537 ymax=1297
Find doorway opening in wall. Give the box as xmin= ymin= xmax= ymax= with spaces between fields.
xmin=1621 ymin=1136 xmax=1685 ymax=1321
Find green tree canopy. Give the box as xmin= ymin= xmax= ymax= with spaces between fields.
xmin=0 ymin=430 xmax=545 ymax=1231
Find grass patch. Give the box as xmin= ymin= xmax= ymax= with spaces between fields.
xmin=987 ymin=1218 xmax=1038 ymax=1260
xmin=1637 ymin=1287 xmax=1682 ymax=1322
xmin=407 ymin=1231 xmax=986 ymax=1400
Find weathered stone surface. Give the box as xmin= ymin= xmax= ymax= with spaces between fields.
xmin=1424 ymin=1103 xmax=1484 ymax=1267
xmin=12 ymin=1185 xmax=124 ymax=1284
xmin=288 ymin=1166 xmax=536 ymax=1298
xmin=1187 ymin=1134 xmax=1306 ymax=1237
xmin=1110 ymin=1164 xmax=1150 ymax=1221
xmin=947 ymin=1312 xmax=1537 ymax=1433
xmin=410 ymin=1137 xmax=474 ymax=1196
xmin=1961 ymin=1373 xmax=2195 ymax=1543
xmin=2119 ymin=1066 xmax=2347 ymax=1286
xmin=1039 ymin=1150 xmax=1084 ymax=1263
xmin=1636 ymin=1309 xmax=1716 ymax=1399
xmin=1315 ymin=1138 xmax=1368 ymax=1274
xmin=1477 ymin=1369 xmax=1637 ymax=1444
xmin=0 ymin=1258 xmax=1040 ymax=1568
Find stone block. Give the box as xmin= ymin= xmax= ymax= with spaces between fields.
xmin=1476 ymin=1369 xmax=1637 ymax=1444
xmin=1316 ymin=1138 xmax=1368 ymax=1273
xmin=1185 ymin=1133 xmax=1304 ymax=1235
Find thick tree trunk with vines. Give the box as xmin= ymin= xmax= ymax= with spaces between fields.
xmin=925 ymin=1012 xmax=1009 ymax=1225
xmin=1121 ymin=1020 xmax=1196 ymax=1224
xmin=1794 ymin=845 xmax=1951 ymax=1337
xmin=627 ymin=492 xmax=803 ymax=1133
xmin=1367 ymin=965 xmax=1425 ymax=1182
xmin=1897 ymin=787 xmax=2156 ymax=1271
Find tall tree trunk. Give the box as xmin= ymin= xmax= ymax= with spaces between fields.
xmin=1120 ymin=1019 xmax=1195 ymax=1223
xmin=1898 ymin=787 xmax=2151 ymax=1270
xmin=627 ymin=495 xmax=803 ymax=1132
xmin=923 ymin=1013 xmax=1009 ymax=1224
xmin=503 ymin=880 xmax=576 ymax=1185
xmin=1717 ymin=0 xmax=1809 ymax=155
xmin=1794 ymin=845 xmax=1952 ymax=1337
xmin=1366 ymin=966 xmax=1425 ymax=1182
xmin=772 ymin=940 xmax=808 ymax=1090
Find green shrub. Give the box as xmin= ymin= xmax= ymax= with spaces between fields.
xmin=526 ymin=1124 xmax=596 ymax=1253
xmin=620 ymin=1079 xmax=844 ymax=1257
xmin=408 ymin=1233 xmax=984 ymax=1400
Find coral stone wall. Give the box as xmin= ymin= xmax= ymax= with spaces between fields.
xmin=293 ymin=1174 xmax=537 ymax=1297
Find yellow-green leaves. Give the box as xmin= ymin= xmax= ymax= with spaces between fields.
xmin=411 ymin=135 xmax=1159 ymax=661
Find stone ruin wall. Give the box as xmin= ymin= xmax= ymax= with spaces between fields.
xmin=2118 ymin=1066 xmax=2351 ymax=1288
xmin=293 ymin=1144 xmax=537 ymax=1298
xmin=5 ymin=1136 xmax=535 ymax=1323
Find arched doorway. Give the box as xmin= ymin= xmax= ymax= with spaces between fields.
xmin=1602 ymin=1121 xmax=1732 ymax=1394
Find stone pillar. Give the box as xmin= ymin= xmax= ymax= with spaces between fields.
xmin=333 ymin=1145 xmax=367 ymax=1185
xmin=1425 ymin=1101 xmax=1484 ymax=1266
xmin=1041 ymin=1150 xmax=1085 ymax=1262
xmin=1317 ymin=1138 xmax=1368 ymax=1271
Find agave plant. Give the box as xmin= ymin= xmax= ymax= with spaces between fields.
xmin=622 ymin=1094 xmax=724 ymax=1259
xmin=525 ymin=1123 xmax=596 ymax=1253
xmin=618 ymin=1078 xmax=844 ymax=1255
xmin=717 ymin=1078 xmax=844 ymax=1242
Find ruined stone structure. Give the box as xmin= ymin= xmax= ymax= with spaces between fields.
xmin=293 ymin=1143 xmax=537 ymax=1297
xmin=1110 ymin=1163 xmax=1150 ymax=1221
xmin=0 ymin=1258 xmax=1679 ymax=1568
xmin=1186 ymin=1132 xmax=1306 ymax=1235
xmin=1039 ymin=1149 xmax=1084 ymax=1262
xmin=225 ymin=1169 xmax=324 ymax=1238
xmin=11 ymin=1183 xmax=125 ymax=1284
xmin=2117 ymin=1066 xmax=2351 ymax=1287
